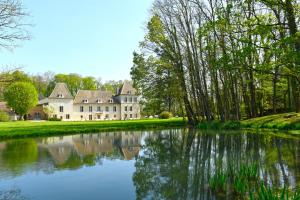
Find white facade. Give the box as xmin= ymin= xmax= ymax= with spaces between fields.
xmin=39 ymin=82 xmax=140 ymax=121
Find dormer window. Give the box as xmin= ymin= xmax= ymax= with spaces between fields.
xmin=83 ymin=99 xmax=88 ymax=103
xmin=127 ymin=91 xmax=131 ymax=94
xmin=96 ymin=99 xmax=102 ymax=103
xmin=57 ymin=93 xmax=64 ymax=98
xmin=108 ymin=99 xmax=113 ymax=103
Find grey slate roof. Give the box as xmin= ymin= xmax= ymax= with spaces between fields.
xmin=118 ymin=81 xmax=137 ymax=95
xmin=74 ymin=90 xmax=114 ymax=104
xmin=49 ymin=83 xmax=73 ymax=99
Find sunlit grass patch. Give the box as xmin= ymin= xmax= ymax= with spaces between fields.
xmin=0 ymin=118 xmax=186 ymax=139
xmin=241 ymin=113 xmax=300 ymax=130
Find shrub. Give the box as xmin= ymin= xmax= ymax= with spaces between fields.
xmin=223 ymin=121 xmax=241 ymax=130
xmin=0 ymin=111 xmax=10 ymax=122
xmin=48 ymin=117 xmax=61 ymax=121
xmin=197 ymin=121 xmax=241 ymax=130
xmin=159 ymin=111 xmax=172 ymax=119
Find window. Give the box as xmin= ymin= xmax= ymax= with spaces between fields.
xmin=113 ymin=106 xmax=117 ymax=112
xmin=96 ymin=99 xmax=101 ymax=103
xmin=125 ymin=106 xmax=128 ymax=111
xmin=57 ymin=93 xmax=64 ymax=98
xmin=130 ymin=114 xmax=132 ymax=118
xmin=60 ymin=116 xmax=63 ymax=120
xmin=59 ymin=106 xmax=64 ymax=112
xmin=134 ymin=97 xmax=138 ymax=102
xmin=54 ymin=114 xmax=57 ymax=119
xmin=129 ymin=97 xmax=132 ymax=102
xmin=89 ymin=106 xmax=93 ymax=112
xmin=135 ymin=114 xmax=138 ymax=118
xmin=106 ymin=106 xmax=109 ymax=112
xmin=66 ymin=114 xmax=70 ymax=119
xmin=124 ymin=114 xmax=127 ymax=119
xmin=114 ymin=114 xmax=116 ymax=118
xmin=97 ymin=115 xmax=101 ymax=119
xmin=109 ymin=99 xmax=113 ymax=103
xmin=105 ymin=114 xmax=109 ymax=119
xmin=130 ymin=106 xmax=133 ymax=111
xmin=124 ymin=97 xmax=128 ymax=102
xmin=83 ymin=99 xmax=88 ymax=103
xmin=80 ymin=115 xmax=83 ymax=119
xmin=89 ymin=115 xmax=93 ymax=120
xmin=97 ymin=106 xmax=101 ymax=112
xmin=34 ymin=112 xmax=40 ymax=120
xmin=80 ymin=106 xmax=84 ymax=112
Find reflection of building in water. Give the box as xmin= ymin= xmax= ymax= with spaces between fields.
xmin=0 ymin=142 xmax=6 ymax=168
xmin=118 ymin=131 xmax=141 ymax=160
xmin=38 ymin=136 xmax=74 ymax=165
xmin=72 ymin=134 xmax=115 ymax=156
xmin=37 ymin=132 xmax=142 ymax=166
xmin=0 ymin=142 xmax=6 ymax=151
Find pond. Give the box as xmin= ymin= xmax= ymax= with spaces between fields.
xmin=0 ymin=129 xmax=299 ymax=200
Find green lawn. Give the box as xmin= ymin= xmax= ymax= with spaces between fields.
xmin=0 ymin=118 xmax=186 ymax=139
xmin=2 ymin=113 xmax=300 ymax=139
xmin=241 ymin=112 xmax=300 ymax=130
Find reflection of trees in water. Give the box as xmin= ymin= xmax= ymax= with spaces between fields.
xmin=0 ymin=131 xmax=143 ymax=177
xmin=0 ymin=140 xmax=38 ymax=176
xmin=133 ymin=129 xmax=300 ymax=200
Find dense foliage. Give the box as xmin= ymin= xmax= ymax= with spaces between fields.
xmin=131 ymin=0 xmax=300 ymax=124
xmin=4 ymin=82 xmax=38 ymax=119
xmin=0 ymin=70 xmax=124 ymax=100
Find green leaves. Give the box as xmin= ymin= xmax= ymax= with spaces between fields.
xmin=147 ymin=15 xmax=167 ymax=45
xmin=4 ymin=82 xmax=38 ymax=117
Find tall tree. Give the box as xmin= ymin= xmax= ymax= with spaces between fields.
xmin=132 ymin=0 xmax=300 ymax=124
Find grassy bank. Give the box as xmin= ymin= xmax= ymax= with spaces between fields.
xmin=241 ymin=113 xmax=300 ymax=130
xmin=197 ymin=113 xmax=300 ymax=131
xmin=0 ymin=118 xmax=186 ymax=139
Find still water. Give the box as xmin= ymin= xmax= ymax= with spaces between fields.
xmin=0 ymin=129 xmax=299 ymax=200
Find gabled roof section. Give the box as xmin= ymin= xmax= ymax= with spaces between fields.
xmin=74 ymin=90 xmax=114 ymax=104
xmin=49 ymin=83 xmax=73 ymax=99
xmin=118 ymin=81 xmax=137 ymax=95
xmin=121 ymin=147 xmax=140 ymax=160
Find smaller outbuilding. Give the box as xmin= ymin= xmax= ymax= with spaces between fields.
xmin=0 ymin=102 xmax=19 ymax=121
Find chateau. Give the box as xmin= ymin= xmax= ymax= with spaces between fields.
xmin=37 ymin=81 xmax=140 ymax=121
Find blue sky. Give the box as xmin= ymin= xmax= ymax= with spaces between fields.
xmin=0 ymin=0 xmax=153 ymax=81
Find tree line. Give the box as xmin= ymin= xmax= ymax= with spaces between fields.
xmin=0 ymin=70 xmax=124 ymax=100
xmin=131 ymin=0 xmax=300 ymax=124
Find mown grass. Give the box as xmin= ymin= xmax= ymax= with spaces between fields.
xmin=197 ymin=113 xmax=300 ymax=132
xmin=241 ymin=113 xmax=300 ymax=130
xmin=0 ymin=118 xmax=186 ymax=139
